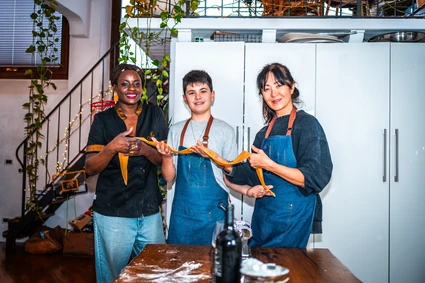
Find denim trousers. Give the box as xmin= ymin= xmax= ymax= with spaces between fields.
xmin=93 ymin=211 xmax=165 ymax=283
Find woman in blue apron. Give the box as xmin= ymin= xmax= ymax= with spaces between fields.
xmin=225 ymin=63 xmax=333 ymax=248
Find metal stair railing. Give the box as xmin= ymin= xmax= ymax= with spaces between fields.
xmin=7 ymin=41 xmax=119 ymax=251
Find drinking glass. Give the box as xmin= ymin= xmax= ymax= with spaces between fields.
xmin=235 ymin=220 xmax=252 ymax=258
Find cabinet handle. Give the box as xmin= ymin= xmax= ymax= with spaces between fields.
xmin=383 ymin=129 xmax=387 ymax=182
xmin=236 ymin=126 xmax=239 ymax=150
xmin=394 ymin=129 xmax=399 ymax=182
xmin=247 ymin=127 xmax=251 ymax=152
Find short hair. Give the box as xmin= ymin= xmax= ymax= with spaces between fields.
xmin=110 ymin=63 xmax=144 ymax=86
xmin=182 ymin=70 xmax=213 ymax=93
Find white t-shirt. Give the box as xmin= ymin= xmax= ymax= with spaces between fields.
xmin=167 ymin=118 xmax=238 ymax=192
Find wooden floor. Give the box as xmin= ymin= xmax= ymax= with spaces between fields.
xmin=0 ymin=242 xmax=96 ymax=283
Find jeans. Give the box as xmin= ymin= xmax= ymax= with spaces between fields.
xmin=93 ymin=211 xmax=165 ymax=283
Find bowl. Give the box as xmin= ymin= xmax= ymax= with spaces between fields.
xmin=368 ymin=31 xmax=425 ymax=43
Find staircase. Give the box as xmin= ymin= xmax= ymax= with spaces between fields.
xmin=4 ymin=42 xmax=120 ymax=252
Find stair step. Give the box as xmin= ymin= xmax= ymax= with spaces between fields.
xmin=25 ymin=212 xmax=56 ymax=221
xmin=50 ymin=196 xmax=74 ymax=205
xmin=3 ymin=229 xmax=33 ymax=239
xmin=40 ymin=212 xmax=55 ymax=219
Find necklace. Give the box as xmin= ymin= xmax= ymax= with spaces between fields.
xmin=116 ymin=102 xmax=142 ymax=120
xmin=190 ymin=120 xmax=208 ymax=143
xmin=124 ymin=113 xmax=138 ymax=117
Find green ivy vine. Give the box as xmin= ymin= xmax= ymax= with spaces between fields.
xmin=119 ymin=0 xmax=199 ymax=107
xmin=23 ymin=0 xmax=60 ymax=212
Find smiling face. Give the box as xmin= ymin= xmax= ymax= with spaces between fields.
xmin=114 ymin=70 xmax=142 ymax=106
xmin=261 ymin=72 xmax=295 ymax=117
xmin=183 ymin=82 xmax=215 ymax=118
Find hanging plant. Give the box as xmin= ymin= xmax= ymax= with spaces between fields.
xmin=23 ymin=0 xmax=60 ymax=212
xmin=118 ymin=0 xmax=199 ymax=107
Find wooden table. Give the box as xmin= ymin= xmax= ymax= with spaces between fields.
xmin=114 ymin=244 xmax=361 ymax=283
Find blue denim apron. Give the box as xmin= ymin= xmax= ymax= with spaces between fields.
xmin=250 ymin=107 xmax=316 ymax=248
xmin=167 ymin=116 xmax=228 ymax=246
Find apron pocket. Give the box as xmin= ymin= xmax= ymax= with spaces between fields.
xmin=187 ymin=162 xmax=208 ymax=188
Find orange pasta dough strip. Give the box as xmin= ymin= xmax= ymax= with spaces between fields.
xmin=137 ymin=137 xmax=275 ymax=196
xmin=137 ymin=137 xmax=193 ymax=154
xmin=255 ymin=167 xmax=276 ymax=197
xmin=197 ymin=147 xmax=275 ymax=196
xmin=197 ymin=146 xmax=252 ymax=167
xmin=118 ymin=153 xmax=129 ymax=186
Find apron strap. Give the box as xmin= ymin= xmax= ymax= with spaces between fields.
xmin=179 ymin=116 xmax=214 ymax=148
xmin=286 ymin=106 xmax=297 ymax=136
xmin=265 ymin=106 xmax=297 ymax=138
xmin=265 ymin=116 xmax=276 ymax=138
xmin=202 ymin=115 xmax=214 ymax=148
xmin=180 ymin=119 xmax=191 ymax=147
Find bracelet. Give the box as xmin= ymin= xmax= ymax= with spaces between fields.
xmin=246 ymin=187 xmax=253 ymax=197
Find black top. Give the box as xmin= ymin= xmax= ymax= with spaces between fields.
xmin=227 ymin=110 xmax=333 ymax=233
xmin=86 ymin=103 xmax=168 ymax=217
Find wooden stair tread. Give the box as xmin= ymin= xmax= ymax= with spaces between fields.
xmin=2 ymin=230 xmax=31 ymax=239
xmin=50 ymin=196 xmax=75 ymax=205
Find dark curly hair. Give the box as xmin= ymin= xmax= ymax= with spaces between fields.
xmin=256 ymin=63 xmax=301 ymax=124
xmin=110 ymin=63 xmax=145 ymax=86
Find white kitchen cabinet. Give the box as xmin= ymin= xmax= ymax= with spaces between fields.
xmin=389 ymin=43 xmax=425 ymax=283
xmin=315 ymin=43 xmax=425 ymax=283
xmin=170 ymin=42 xmax=245 ymax=130
xmin=315 ymin=43 xmax=391 ymax=283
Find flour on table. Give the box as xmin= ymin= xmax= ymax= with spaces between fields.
xmin=115 ymin=261 xmax=210 ymax=282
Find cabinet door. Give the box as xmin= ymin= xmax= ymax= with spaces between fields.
xmin=169 ymin=42 xmax=245 ymax=221
xmin=244 ymin=43 xmax=316 ymax=242
xmin=390 ymin=43 xmax=425 ymax=283
xmin=315 ymin=43 xmax=390 ymax=283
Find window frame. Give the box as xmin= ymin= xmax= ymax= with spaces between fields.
xmin=0 ymin=17 xmax=69 ymax=80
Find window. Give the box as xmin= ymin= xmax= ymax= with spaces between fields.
xmin=0 ymin=0 xmax=69 ymax=79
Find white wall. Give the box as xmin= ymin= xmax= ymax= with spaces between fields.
xmin=0 ymin=0 xmax=112 ymax=240
xmin=0 ymin=80 xmax=68 ymax=238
